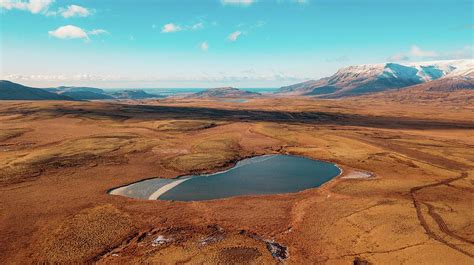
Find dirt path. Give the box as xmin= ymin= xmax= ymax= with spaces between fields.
xmin=410 ymin=172 xmax=474 ymax=258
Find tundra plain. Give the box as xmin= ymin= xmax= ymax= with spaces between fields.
xmin=0 ymin=94 xmax=473 ymax=264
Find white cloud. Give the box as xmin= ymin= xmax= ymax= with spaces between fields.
xmin=59 ymin=4 xmax=90 ymax=18
xmin=48 ymin=25 xmax=88 ymax=40
xmin=443 ymin=45 xmax=473 ymax=60
xmin=325 ymin=55 xmax=350 ymax=62
xmin=48 ymin=25 xmax=107 ymax=41
xmin=228 ymin=31 xmax=242 ymax=41
xmin=254 ymin=20 xmax=266 ymax=28
xmin=88 ymin=29 xmax=108 ymax=35
xmin=292 ymin=0 xmax=309 ymax=4
xmin=409 ymin=45 xmax=438 ymax=57
xmin=0 ymin=1 xmax=94 ymax=18
xmin=161 ymin=22 xmax=205 ymax=33
xmin=200 ymin=41 xmax=209 ymax=52
xmin=388 ymin=45 xmax=473 ymax=61
xmin=4 ymin=74 xmax=118 ymax=82
xmin=0 ymin=0 xmax=54 ymax=14
xmin=161 ymin=23 xmax=182 ymax=33
xmin=221 ymin=0 xmax=255 ymax=6
xmin=191 ymin=22 xmax=204 ymax=30
xmin=27 ymin=0 xmax=53 ymax=13
xmin=387 ymin=52 xmax=410 ymax=61
xmin=3 ymin=71 xmax=309 ymax=86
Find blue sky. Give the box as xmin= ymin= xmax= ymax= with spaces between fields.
xmin=1 ymin=0 xmax=473 ymax=88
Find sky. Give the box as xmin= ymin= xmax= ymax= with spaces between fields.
xmin=1 ymin=0 xmax=473 ymax=88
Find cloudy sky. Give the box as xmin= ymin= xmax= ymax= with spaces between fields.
xmin=1 ymin=0 xmax=473 ymax=88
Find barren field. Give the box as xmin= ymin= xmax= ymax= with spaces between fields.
xmin=0 ymin=95 xmax=473 ymax=264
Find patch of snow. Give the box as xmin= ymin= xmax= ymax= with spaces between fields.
xmin=152 ymin=235 xmax=172 ymax=246
xmin=334 ymin=59 xmax=473 ymax=82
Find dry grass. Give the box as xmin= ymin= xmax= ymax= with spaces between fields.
xmin=0 ymin=95 xmax=473 ymax=264
xmin=40 ymin=204 xmax=135 ymax=263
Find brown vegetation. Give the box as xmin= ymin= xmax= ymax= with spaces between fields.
xmin=0 ymin=92 xmax=473 ymax=264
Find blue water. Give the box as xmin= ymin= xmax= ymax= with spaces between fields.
xmin=104 ymin=87 xmax=279 ymax=97
xmin=110 ymin=155 xmax=341 ymax=201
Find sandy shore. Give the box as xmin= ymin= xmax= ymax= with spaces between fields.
xmin=341 ymin=170 xmax=374 ymax=179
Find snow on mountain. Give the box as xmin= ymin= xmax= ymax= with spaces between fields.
xmin=278 ymin=59 xmax=473 ymax=97
xmin=334 ymin=59 xmax=470 ymax=83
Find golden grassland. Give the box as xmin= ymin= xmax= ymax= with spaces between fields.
xmin=0 ymin=94 xmax=473 ymax=264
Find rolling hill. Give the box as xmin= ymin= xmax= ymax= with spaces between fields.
xmin=0 ymin=80 xmax=73 ymax=100
xmin=110 ymin=90 xmax=163 ymax=99
xmin=190 ymin=87 xmax=261 ymax=98
xmin=0 ymin=81 xmax=164 ymax=100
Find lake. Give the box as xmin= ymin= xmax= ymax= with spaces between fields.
xmin=109 ymin=155 xmax=341 ymax=201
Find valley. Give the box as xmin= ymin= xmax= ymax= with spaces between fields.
xmin=0 ymin=92 xmax=473 ymax=264
xmin=2 ymin=1 xmax=472 ymax=263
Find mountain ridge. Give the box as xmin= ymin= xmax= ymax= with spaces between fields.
xmin=0 ymin=80 xmax=74 ymax=100
xmin=279 ymin=59 xmax=473 ymax=97
xmin=0 ymin=81 xmax=163 ymax=100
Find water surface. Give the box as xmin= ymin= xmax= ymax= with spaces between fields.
xmin=104 ymin=87 xmax=279 ymax=97
xmin=109 ymin=155 xmax=340 ymax=201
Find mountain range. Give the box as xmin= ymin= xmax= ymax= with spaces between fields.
xmin=0 ymin=81 xmax=163 ymax=101
xmin=2 ymin=60 xmax=473 ymax=101
xmin=278 ymin=59 xmax=473 ymax=97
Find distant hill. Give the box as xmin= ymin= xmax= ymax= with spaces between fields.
xmin=50 ymin=86 xmax=163 ymax=100
xmin=191 ymin=87 xmax=261 ymax=98
xmin=0 ymin=82 xmax=164 ymax=100
xmin=278 ymin=59 xmax=473 ymax=98
xmin=401 ymin=76 xmax=473 ymax=92
xmin=44 ymin=86 xmax=113 ymax=100
xmin=0 ymin=80 xmax=73 ymax=100
xmin=110 ymin=90 xmax=163 ymax=99
xmin=60 ymin=91 xmax=115 ymax=100
xmin=362 ymin=76 xmax=474 ymax=105
xmin=45 ymin=86 xmax=106 ymax=94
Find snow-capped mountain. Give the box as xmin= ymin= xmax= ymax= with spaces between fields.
xmin=278 ymin=59 xmax=474 ymax=97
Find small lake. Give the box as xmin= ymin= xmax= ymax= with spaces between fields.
xmin=109 ymin=155 xmax=341 ymax=201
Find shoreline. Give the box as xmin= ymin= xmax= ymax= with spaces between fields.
xmin=148 ymin=178 xmax=192 ymax=200
xmin=108 ymin=154 xmax=344 ymax=201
